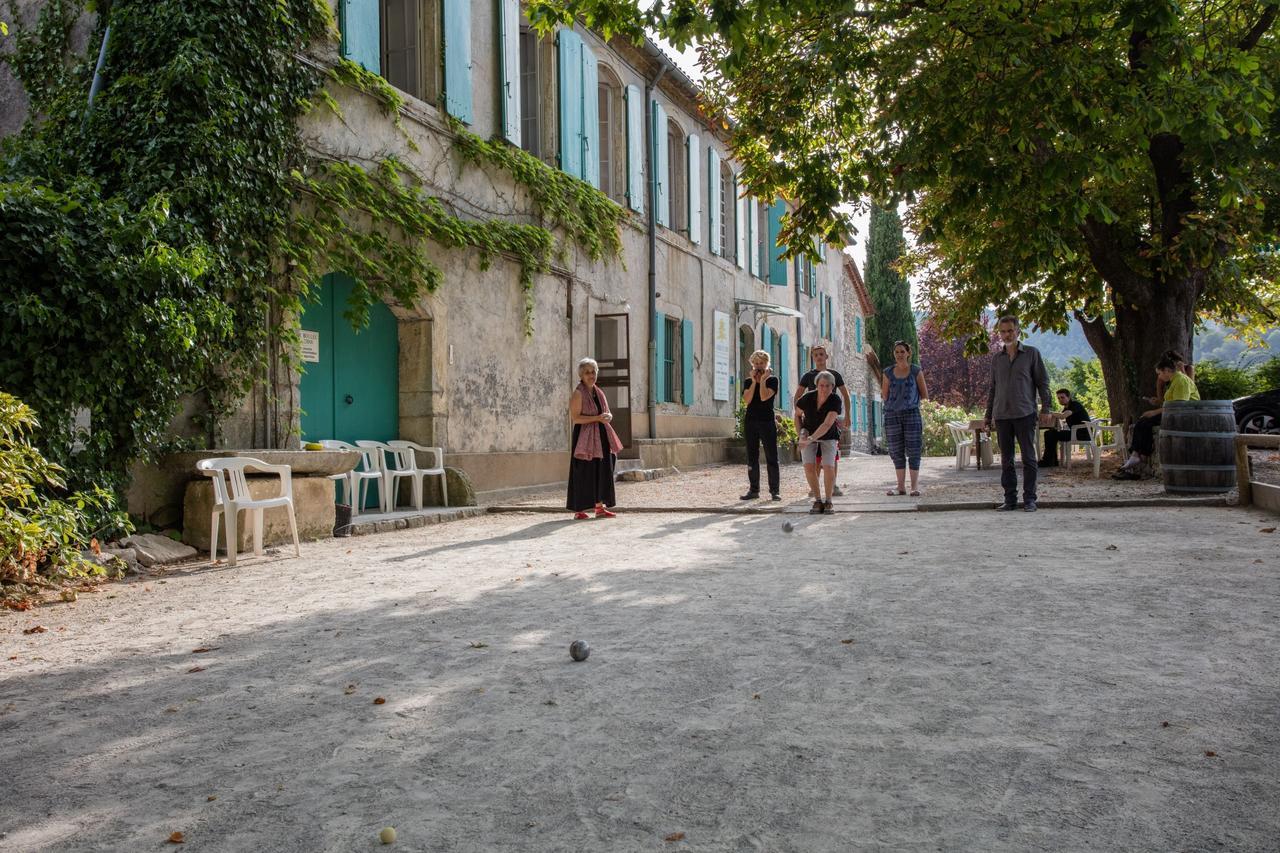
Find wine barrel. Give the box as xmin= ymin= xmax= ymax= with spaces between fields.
xmin=1158 ymin=400 xmax=1238 ymax=494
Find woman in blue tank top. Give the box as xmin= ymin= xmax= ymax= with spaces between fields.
xmin=880 ymin=340 xmax=929 ymax=496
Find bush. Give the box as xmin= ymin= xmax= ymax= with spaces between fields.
xmin=1060 ymin=357 xmax=1110 ymax=420
xmin=920 ymin=399 xmax=976 ymax=457
xmin=1253 ymin=357 xmax=1280 ymax=392
xmin=1 ymin=392 xmax=131 ymax=605
xmin=1193 ymin=359 xmax=1258 ymax=400
xmin=734 ymin=401 xmax=799 ymax=448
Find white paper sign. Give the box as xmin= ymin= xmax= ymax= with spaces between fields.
xmin=713 ymin=310 xmax=731 ymax=401
xmin=300 ymin=329 xmax=320 ymax=363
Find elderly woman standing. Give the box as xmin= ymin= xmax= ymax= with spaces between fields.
xmin=740 ymin=349 xmax=781 ymax=501
xmin=881 ymin=340 xmax=928 ymax=496
xmin=567 ymin=357 xmax=623 ymax=519
xmin=794 ymin=371 xmax=843 ymax=513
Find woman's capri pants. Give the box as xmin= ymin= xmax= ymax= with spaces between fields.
xmin=885 ymin=407 xmax=923 ymax=470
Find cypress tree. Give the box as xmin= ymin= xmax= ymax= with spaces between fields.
xmin=864 ymin=204 xmax=919 ymax=368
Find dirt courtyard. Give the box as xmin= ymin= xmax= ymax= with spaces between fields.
xmin=2 ymin=506 xmax=1278 ymax=852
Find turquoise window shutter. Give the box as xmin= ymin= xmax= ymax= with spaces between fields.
xmin=340 ymin=0 xmax=380 ymax=73
xmin=734 ymin=176 xmax=746 ymax=269
xmin=746 ymin=198 xmax=758 ymax=276
xmin=761 ymin=325 xmax=772 ymax=357
xmin=779 ymin=333 xmax=790 ymax=409
xmin=808 ymin=252 xmax=818 ymax=295
xmin=818 ymin=296 xmax=825 ymax=339
xmin=625 ymin=85 xmax=644 ymax=213
xmin=581 ymin=44 xmax=600 ymax=188
xmin=687 ymin=133 xmax=701 ymax=244
xmin=855 ymin=317 xmax=862 ymax=351
xmin=794 ymin=256 xmax=802 ymax=290
xmin=499 ymin=0 xmax=520 ymax=144
xmin=442 ymin=0 xmax=472 ymax=123
xmin=767 ymin=199 xmax=787 ymax=285
xmin=557 ymin=29 xmax=584 ymax=178
xmin=681 ymin=319 xmax=695 ymax=405
xmin=652 ymin=100 xmax=669 ymax=227
xmin=707 ymin=148 xmax=720 ymax=255
xmin=653 ymin=311 xmax=667 ymax=403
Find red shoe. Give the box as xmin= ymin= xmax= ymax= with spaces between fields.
xmin=573 ymin=511 xmax=590 ymax=520
xmin=595 ymin=507 xmax=617 ymax=519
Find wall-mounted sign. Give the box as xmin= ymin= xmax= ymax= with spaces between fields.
xmin=300 ymin=330 xmax=320 ymax=363
xmin=713 ymin=310 xmax=731 ymax=401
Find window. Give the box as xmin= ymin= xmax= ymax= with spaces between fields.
xmin=769 ymin=329 xmax=783 ymax=406
xmin=719 ymin=161 xmax=735 ymax=260
xmin=666 ymin=119 xmax=687 ymax=234
xmin=380 ymin=0 xmax=440 ymax=104
xmin=597 ymin=65 xmax=625 ymax=202
xmin=663 ymin=316 xmax=682 ymax=402
xmin=519 ymin=27 xmax=541 ymax=157
xmin=756 ymin=202 xmax=768 ymax=278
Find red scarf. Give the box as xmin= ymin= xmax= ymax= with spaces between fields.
xmin=574 ymin=382 xmax=623 ymax=460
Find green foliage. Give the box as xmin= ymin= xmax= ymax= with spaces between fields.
xmin=1059 ymin=357 xmax=1112 ymax=421
xmin=1 ymin=392 xmax=130 ymax=603
xmin=733 ymin=404 xmax=799 ymax=448
xmin=919 ymin=399 xmax=977 ymax=458
xmin=864 ymin=204 xmax=918 ymax=368
xmin=1193 ymin=359 xmax=1262 ymax=400
xmin=1256 ymin=356 xmax=1280 ymax=391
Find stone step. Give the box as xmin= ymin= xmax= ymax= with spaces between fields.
xmin=616 ymin=466 xmax=680 ymax=483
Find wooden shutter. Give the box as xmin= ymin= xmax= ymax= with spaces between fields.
xmin=681 ymin=319 xmax=695 ymax=405
xmin=625 ymin=85 xmax=643 ymax=212
xmin=442 ymin=0 xmax=472 ymax=122
xmin=652 ymin=100 xmax=669 ymax=227
xmin=341 ymin=0 xmax=380 ymax=73
xmin=557 ymin=29 xmax=584 ymax=178
xmin=779 ymin=333 xmax=790 ymax=410
xmin=499 ymin=0 xmax=520 ymax=144
xmin=707 ymin=148 xmax=721 ymax=255
xmin=653 ymin=311 xmax=667 ymax=403
xmin=747 ymin=198 xmax=759 ymax=276
xmin=686 ymin=134 xmax=701 ymax=244
xmin=855 ymin=317 xmax=862 ymax=351
xmin=767 ymin=199 xmax=787 ymax=285
xmin=581 ymin=44 xmax=600 ymax=188
xmin=735 ymin=176 xmax=746 ymax=268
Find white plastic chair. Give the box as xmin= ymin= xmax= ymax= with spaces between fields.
xmin=948 ymin=422 xmax=974 ymax=470
xmin=1091 ymin=420 xmax=1127 ymax=478
xmin=1060 ymin=422 xmax=1098 ymax=473
xmin=386 ymin=440 xmax=448 ymax=510
xmin=318 ymin=440 xmax=384 ymax=515
xmin=196 ymin=457 xmax=301 ymax=567
xmin=351 ymin=440 xmax=392 ymax=515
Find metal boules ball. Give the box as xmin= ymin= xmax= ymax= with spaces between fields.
xmin=782 ymin=521 xmax=795 ymax=533
xmin=569 ymin=640 xmax=590 ymax=662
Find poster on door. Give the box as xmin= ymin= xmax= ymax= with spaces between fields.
xmin=300 ymin=330 xmax=320 ymax=363
xmin=713 ymin=310 xmax=731 ymax=401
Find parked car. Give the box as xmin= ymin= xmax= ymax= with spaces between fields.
xmin=1234 ymin=388 xmax=1280 ymax=434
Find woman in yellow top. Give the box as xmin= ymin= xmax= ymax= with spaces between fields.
xmin=1113 ymin=356 xmax=1199 ymax=480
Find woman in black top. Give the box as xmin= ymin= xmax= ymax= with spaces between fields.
xmin=795 ymin=371 xmax=843 ymax=513
xmin=740 ymin=349 xmax=781 ymax=500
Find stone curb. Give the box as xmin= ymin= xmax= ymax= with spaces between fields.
xmin=915 ymin=496 xmax=1231 ymax=512
xmin=488 ymin=496 xmax=1231 ymax=515
xmin=348 ymin=507 xmax=485 ymax=535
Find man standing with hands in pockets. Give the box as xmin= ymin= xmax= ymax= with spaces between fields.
xmin=984 ymin=315 xmax=1054 ymax=512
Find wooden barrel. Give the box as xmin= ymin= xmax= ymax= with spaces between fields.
xmin=1158 ymin=400 xmax=1238 ymax=494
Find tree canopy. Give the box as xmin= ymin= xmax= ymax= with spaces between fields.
xmin=529 ymin=0 xmax=1280 ymax=417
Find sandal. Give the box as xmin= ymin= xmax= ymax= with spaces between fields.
xmin=595 ymin=507 xmax=617 ymax=518
xmin=823 ymin=500 xmax=834 ymax=513
xmin=573 ymin=511 xmax=590 ymax=520
xmin=909 ymin=490 xmax=921 ymax=497
xmin=886 ymin=489 xmax=906 ymax=496
xmin=809 ymin=500 xmax=825 ymax=514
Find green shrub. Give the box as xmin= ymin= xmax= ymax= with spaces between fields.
xmin=1253 ymin=357 xmax=1280 ymax=392
xmin=1193 ymin=359 xmax=1258 ymax=400
xmin=734 ymin=401 xmax=799 ymax=448
xmin=1 ymin=392 xmax=131 ymax=604
xmin=1060 ymin=357 xmax=1111 ymax=420
xmin=920 ymin=399 xmax=976 ymax=457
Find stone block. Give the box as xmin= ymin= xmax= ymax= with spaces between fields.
xmin=123 ymin=533 xmax=198 ymax=567
xmin=182 ymin=477 xmax=335 ymax=552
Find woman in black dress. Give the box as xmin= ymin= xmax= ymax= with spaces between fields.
xmin=567 ymin=357 xmax=622 ymax=519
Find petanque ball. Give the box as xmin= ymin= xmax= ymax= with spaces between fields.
xmin=782 ymin=521 xmax=794 ymax=533
xmin=569 ymin=640 xmax=590 ymax=662
xmin=379 ymin=826 xmax=396 ymax=844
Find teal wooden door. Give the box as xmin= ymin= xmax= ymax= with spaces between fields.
xmin=299 ymin=273 xmax=399 ymax=445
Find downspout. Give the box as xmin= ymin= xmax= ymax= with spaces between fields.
xmin=86 ymin=24 xmax=112 ymax=112
xmin=644 ymin=62 xmax=669 ymax=441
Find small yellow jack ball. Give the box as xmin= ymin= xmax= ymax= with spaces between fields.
xmin=379 ymin=826 xmax=396 ymax=844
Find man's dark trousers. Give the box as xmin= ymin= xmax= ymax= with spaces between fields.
xmin=996 ymin=413 xmax=1039 ymax=505
xmin=744 ymin=417 xmax=780 ymax=495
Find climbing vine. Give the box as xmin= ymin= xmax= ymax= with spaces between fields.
xmin=0 ymin=0 xmax=623 ymax=499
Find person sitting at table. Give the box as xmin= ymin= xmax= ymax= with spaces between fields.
xmin=1039 ymin=389 xmax=1091 ymax=468
xmin=1113 ymin=357 xmax=1199 ymax=480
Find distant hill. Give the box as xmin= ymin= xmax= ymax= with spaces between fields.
xmin=1014 ymin=319 xmax=1278 ymax=367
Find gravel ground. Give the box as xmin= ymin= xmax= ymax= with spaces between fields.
xmin=2 ymin=504 xmax=1277 ymax=852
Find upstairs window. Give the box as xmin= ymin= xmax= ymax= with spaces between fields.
xmin=666 ymin=119 xmax=688 ymax=234
xmin=598 ymin=65 xmax=625 ymax=202
xmin=519 ymin=26 xmax=543 ymax=157
xmin=719 ymin=161 xmax=735 ymax=260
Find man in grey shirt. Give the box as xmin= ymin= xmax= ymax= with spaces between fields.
xmin=983 ymin=315 xmax=1054 ymax=511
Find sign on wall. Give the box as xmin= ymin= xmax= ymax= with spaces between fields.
xmin=713 ymin=310 xmax=731 ymax=401
xmin=300 ymin=330 xmax=320 ymax=363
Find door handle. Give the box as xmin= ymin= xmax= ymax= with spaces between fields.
xmin=344 ymin=394 xmax=354 ymax=405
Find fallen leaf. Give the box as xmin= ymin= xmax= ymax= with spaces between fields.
xmin=665 ymin=832 xmax=686 ymax=843
xmin=167 ymin=831 xmax=185 ymax=843
xmin=7 ymin=656 xmax=16 ymax=661
xmin=1161 ymin=721 xmax=1170 ymax=728
xmin=751 ymin=693 xmax=761 ymax=700
xmin=344 ymin=684 xmax=357 ymax=695
xmin=840 ymin=638 xmax=855 ymax=645
xmin=90 ymin=538 xmax=101 ymax=555
xmin=187 ymin=666 xmax=205 ymax=674
xmin=22 ymin=625 xmax=46 ymax=635
xmin=1260 ymin=527 xmax=1276 ymax=534
xmin=164 ymin=706 xmax=179 ymax=713
xmin=373 ymin=696 xmax=386 ymax=705
xmin=469 ymin=641 xmax=488 ymax=649
xmin=207 ymin=795 xmax=217 ymax=801
xmin=1105 ymin=544 xmax=1118 ymax=551
xmin=191 ymin=647 xmax=219 ymax=654
xmin=1204 ymin=750 xmax=1217 ymax=757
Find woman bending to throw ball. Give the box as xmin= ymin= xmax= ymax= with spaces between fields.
xmin=795 ymin=371 xmax=843 ymax=513
xmin=567 ymin=357 xmax=623 ymax=519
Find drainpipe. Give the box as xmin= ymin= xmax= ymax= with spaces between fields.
xmin=86 ymin=24 xmax=112 ymax=112
xmin=644 ymin=62 xmax=669 ymax=441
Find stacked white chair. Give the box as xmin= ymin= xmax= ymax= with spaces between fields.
xmin=350 ymin=440 xmax=392 ymax=515
xmin=197 ymin=457 xmax=301 ymax=567
xmin=385 ymin=440 xmax=449 ymax=510
xmin=947 ymin=421 xmax=974 ymax=470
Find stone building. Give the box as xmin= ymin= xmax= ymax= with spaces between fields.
xmin=837 ymin=255 xmax=883 ymax=454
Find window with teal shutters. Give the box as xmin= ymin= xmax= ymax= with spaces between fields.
xmin=779 ymin=333 xmax=790 ymax=410
xmin=818 ymin=294 xmax=825 ymax=340
xmin=341 ymin=0 xmax=380 ymax=73
xmin=808 ymin=250 xmax=818 ymax=295
xmin=767 ymin=200 xmax=787 ymax=285
xmin=557 ymin=29 xmax=584 ymax=178
xmin=652 ymin=101 xmax=669 ymax=227
xmin=707 ymin=148 xmax=721 ymax=255
xmin=442 ymin=0 xmax=472 ymax=122
xmin=681 ymin=319 xmax=695 ymax=405
xmin=653 ymin=311 xmax=667 ymax=403
xmin=794 ymin=256 xmax=802 ymax=290
xmin=761 ymin=324 xmax=771 ymax=360
xmin=687 ymin=134 xmax=701 ymax=244
xmin=625 ymin=85 xmax=644 ymax=213
xmin=735 ymin=177 xmax=746 ymax=269
xmin=499 ymin=0 xmax=520 ymax=144
xmin=746 ymin=198 xmax=758 ymax=276
xmin=581 ymin=45 xmax=600 ymax=188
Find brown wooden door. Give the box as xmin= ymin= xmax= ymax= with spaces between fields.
xmin=594 ymin=314 xmax=632 ymax=449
